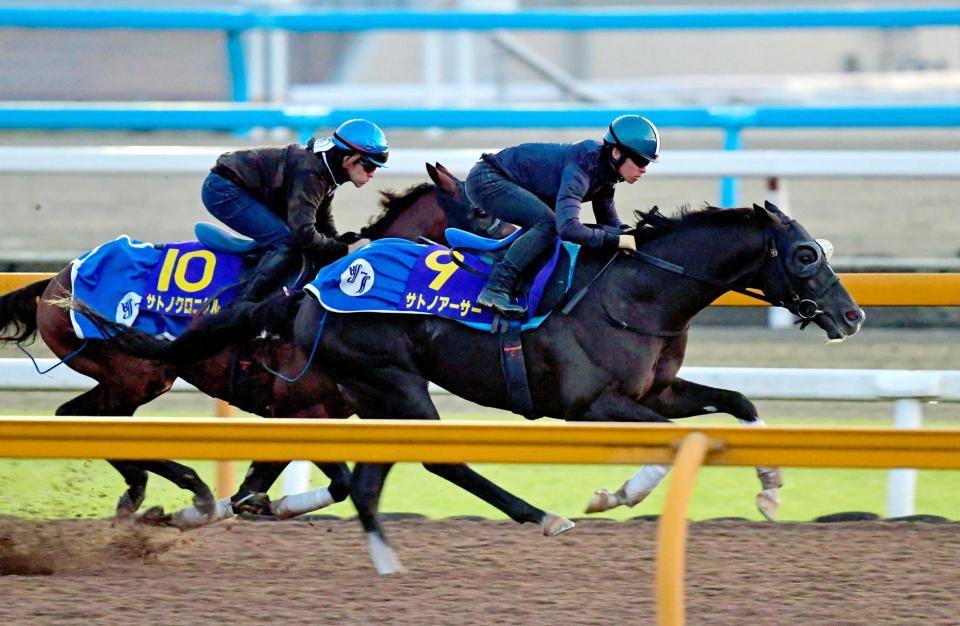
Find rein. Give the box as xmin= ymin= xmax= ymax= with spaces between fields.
xmin=568 ymin=216 xmax=838 ymax=336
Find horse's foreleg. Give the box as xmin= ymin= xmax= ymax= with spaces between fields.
xmin=573 ymin=390 xmax=680 ymax=514
xmin=351 ymin=462 xmax=405 ymax=575
xmin=270 ymin=462 xmax=352 ymax=520
xmin=423 ymin=463 xmax=574 ymax=536
xmin=642 ymin=378 xmax=783 ymax=521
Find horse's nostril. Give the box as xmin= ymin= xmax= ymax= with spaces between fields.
xmin=845 ymin=310 xmax=862 ymax=322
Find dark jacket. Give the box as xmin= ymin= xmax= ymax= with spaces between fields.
xmin=211 ymin=143 xmax=349 ymax=260
xmin=483 ymin=140 xmax=623 ymax=248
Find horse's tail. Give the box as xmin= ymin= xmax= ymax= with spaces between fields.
xmin=64 ymin=294 xmax=299 ymax=365
xmin=0 ymin=279 xmax=51 ymax=345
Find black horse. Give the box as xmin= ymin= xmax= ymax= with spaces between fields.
xmin=75 ymin=201 xmax=863 ymax=573
xmin=0 ymin=163 xmax=513 ymax=528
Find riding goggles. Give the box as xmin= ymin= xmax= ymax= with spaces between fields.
xmin=358 ymin=157 xmax=380 ymax=174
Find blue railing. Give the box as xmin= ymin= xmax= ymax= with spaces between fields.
xmin=4 ymin=5 xmax=959 ymax=204
xmin=3 ymin=4 xmax=960 ymax=102
xmin=2 ymin=5 xmax=959 ymax=30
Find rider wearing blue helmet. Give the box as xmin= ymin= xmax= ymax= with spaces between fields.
xmin=201 ymin=118 xmax=389 ymax=301
xmin=466 ymin=114 xmax=660 ymax=315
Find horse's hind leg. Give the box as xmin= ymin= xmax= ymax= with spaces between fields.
xmin=137 ymin=460 xmax=230 ymax=528
xmin=56 ymin=386 xmax=150 ymax=519
xmin=423 ymin=463 xmax=574 ymax=537
xmin=109 ymin=461 xmax=148 ymax=519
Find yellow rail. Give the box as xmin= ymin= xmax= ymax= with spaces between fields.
xmin=0 ymin=272 xmax=54 ymax=294
xmin=1 ymin=417 xmax=960 ymax=467
xmin=1 ymin=417 xmax=959 ymax=626
xmin=4 ymin=272 xmax=960 ymax=306
xmin=712 ymin=272 xmax=960 ymax=306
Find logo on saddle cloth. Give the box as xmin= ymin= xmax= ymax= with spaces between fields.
xmin=144 ymin=241 xmax=242 ymax=318
xmin=340 ymin=258 xmax=375 ymax=297
xmin=403 ymin=245 xmax=497 ymax=324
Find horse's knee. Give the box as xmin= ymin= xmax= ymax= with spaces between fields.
xmin=724 ymin=391 xmax=758 ymax=421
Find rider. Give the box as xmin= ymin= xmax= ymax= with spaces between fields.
xmin=201 ymin=118 xmax=389 ymax=301
xmin=466 ymin=114 xmax=659 ymax=315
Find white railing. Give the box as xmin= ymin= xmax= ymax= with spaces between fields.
xmin=4 ymin=146 xmax=960 ymax=178
xmin=2 ymin=358 xmax=955 ymax=517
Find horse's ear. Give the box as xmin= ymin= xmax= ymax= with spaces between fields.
xmin=434 ymin=162 xmax=457 ymax=178
xmin=754 ymin=202 xmax=784 ymax=224
xmin=425 ymin=161 xmax=458 ymax=195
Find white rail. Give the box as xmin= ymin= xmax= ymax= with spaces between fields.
xmin=3 ymin=146 xmax=960 ymax=178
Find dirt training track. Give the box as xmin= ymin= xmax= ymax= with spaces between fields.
xmin=1 ymin=517 xmax=958 ymax=625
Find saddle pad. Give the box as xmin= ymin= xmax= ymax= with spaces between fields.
xmin=305 ymin=237 xmax=580 ymax=332
xmin=70 ymin=235 xmax=243 ymax=340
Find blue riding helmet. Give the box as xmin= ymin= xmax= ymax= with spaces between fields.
xmin=603 ymin=115 xmax=660 ymax=164
xmin=332 ymin=118 xmax=390 ymax=167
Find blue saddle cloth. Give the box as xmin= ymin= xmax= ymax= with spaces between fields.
xmin=305 ymin=233 xmax=579 ymax=332
xmin=70 ymin=235 xmax=243 ymax=340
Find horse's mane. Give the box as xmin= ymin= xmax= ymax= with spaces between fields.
xmin=359 ymin=183 xmax=437 ymax=239
xmin=631 ymin=204 xmax=756 ymax=245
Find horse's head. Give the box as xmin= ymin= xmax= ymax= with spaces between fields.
xmin=426 ymin=162 xmax=517 ymax=239
xmin=752 ymin=201 xmax=865 ymax=341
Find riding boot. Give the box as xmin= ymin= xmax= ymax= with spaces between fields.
xmin=241 ymin=244 xmax=299 ymax=302
xmin=477 ymin=258 xmax=526 ymax=315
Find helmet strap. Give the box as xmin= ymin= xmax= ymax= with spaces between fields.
xmin=319 ymin=147 xmax=351 ymax=186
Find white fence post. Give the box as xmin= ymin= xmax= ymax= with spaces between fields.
xmin=282 ymin=460 xmax=312 ymax=496
xmin=887 ymin=398 xmax=923 ymax=517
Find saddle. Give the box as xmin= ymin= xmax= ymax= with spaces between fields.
xmin=194 ymin=222 xmax=315 ymax=297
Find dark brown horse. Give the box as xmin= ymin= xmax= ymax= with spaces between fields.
xmin=85 ymin=201 xmax=864 ymax=573
xmin=0 ymin=163 xmax=511 ymax=526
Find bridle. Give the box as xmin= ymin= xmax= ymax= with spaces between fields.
xmin=584 ymin=216 xmax=838 ymax=336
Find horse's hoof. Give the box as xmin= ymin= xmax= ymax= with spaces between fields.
xmin=757 ymin=488 xmax=780 ymax=521
xmin=115 ymin=489 xmax=145 ymax=519
xmin=135 ymin=506 xmax=171 ymax=526
xmin=585 ymin=489 xmax=621 ymax=514
xmin=232 ymin=492 xmax=273 ymax=517
xmin=192 ymin=490 xmax=217 ymax=519
xmin=171 ymin=498 xmax=233 ymax=530
xmin=541 ymin=513 xmax=575 ymax=537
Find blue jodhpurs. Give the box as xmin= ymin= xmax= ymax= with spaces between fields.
xmin=465 ymin=161 xmax=557 ymax=271
xmin=201 ymin=172 xmax=293 ymax=248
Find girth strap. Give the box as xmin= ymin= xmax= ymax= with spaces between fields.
xmin=495 ymin=318 xmax=537 ymax=419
